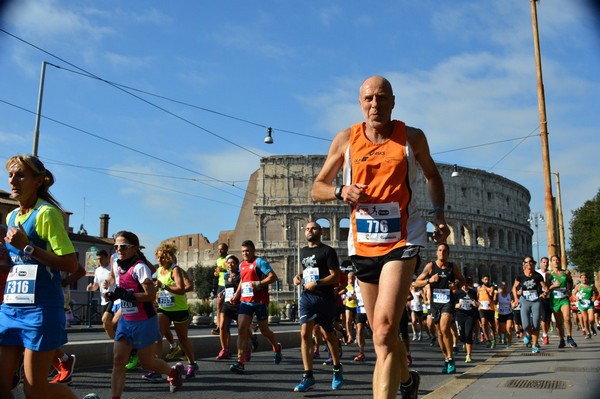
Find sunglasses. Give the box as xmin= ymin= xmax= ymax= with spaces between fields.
xmin=114 ymin=244 xmax=135 ymax=251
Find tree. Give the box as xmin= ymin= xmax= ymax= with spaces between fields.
xmin=187 ymin=264 xmax=217 ymax=299
xmin=568 ymin=188 xmax=600 ymax=277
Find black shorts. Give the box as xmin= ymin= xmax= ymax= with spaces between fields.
xmin=157 ymin=308 xmax=190 ymax=324
xmin=299 ymin=292 xmax=337 ymax=333
xmin=497 ymin=313 xmax=513 ymax=323
xmin=356 ymin=313 xmax=368 ymax=324
xmin=352 ymin=246 xmax=420 ymax=284
xmin=220 ymin=303 xmax=239 ymax=320
xmin=479 ymin=309 xmax=495 ymax=324
xmin=430 ymin=302 xmax=454 ymax=324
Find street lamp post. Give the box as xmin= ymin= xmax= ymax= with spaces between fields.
xmin=32 ymin=61 xmax=48 ymax=157
xmin=528 ymin=212 xmax=545 ymax=261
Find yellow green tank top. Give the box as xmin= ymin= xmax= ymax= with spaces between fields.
xmin=157 ymin=265 xmax=188 ymax=311
xmin=217 ymin=257 xmax=227 ymax=287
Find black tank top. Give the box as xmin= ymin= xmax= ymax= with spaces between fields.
xmin=430 ymin=261 xmax=455 ymax=289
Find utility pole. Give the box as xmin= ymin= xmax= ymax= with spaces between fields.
xmin=554 ymin=172 xmax=567 ymax=270
xmin=32 ymin=61 xmax=48 ymax=157
xmin=530 ymin=0 xmax=557 ymax=257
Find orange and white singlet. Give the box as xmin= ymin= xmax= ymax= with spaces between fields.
xmin=342 ymin=120 xmax=426 ymax=257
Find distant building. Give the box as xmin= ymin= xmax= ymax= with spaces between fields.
xmin=163 ymin=155 xmax=533 ymax=303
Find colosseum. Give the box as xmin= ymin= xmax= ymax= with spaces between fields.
xmin=165 ymin=155 xmax=533 ymax=303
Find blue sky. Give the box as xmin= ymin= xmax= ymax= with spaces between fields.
xmin=1 ymin=0 xmax=599 ymax=259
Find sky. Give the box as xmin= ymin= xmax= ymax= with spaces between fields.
xmin=1 ymin=0 xmax=599 ymax=260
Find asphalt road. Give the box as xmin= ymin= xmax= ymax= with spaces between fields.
xmin=11 ymin=332 xmax=504 ymax=399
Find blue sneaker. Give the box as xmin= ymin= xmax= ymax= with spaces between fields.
xmin=441 ymin=360 xmax=449 ymax=374
xmin=523 ymin=334 xmax=531 ymax=347
xmin=332 ymin=365 xmax=343 ymax=390
xmin=274 ymin=343 xmax=283 ymax=364
xmin=531 ymin=345 xmax=540 ymax=354
xmin=294 ymin=377 xmax=315 ymax=392
xmin=447 ymin=359 xmax=456 ymax=374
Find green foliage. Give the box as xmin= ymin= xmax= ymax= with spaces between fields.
xmin=268 ymin=301 xmax=280 ymax=316
xmin=189 ymin=299 xmax=213 ymax=316
xmin=187 ymin=265 xmax=217 ymax=299
xmin=568 ymin=189 xmax=600 ymax=277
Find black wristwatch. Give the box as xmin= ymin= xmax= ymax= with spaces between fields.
xmin=334 ymin=185 xmax=344 ymax=200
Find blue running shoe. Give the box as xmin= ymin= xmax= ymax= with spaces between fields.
xmin=294 ymin=377 xmax=315 ymax=392
xmin=332 ymin=365 xmax=343 ymax=390
xmin=447 ymin=359 xmax=456 ymax=374
xmin=531 ymin=345 xmax=540 ymax=354
xmin=523 ymin=334 xmax=531 ymax=346
xmin=274 ymin=343 xmax=283 ymax=364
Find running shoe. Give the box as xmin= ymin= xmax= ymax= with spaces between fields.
xmin=558 ymin=338 xmax=566 ymax=348
xmin=50 ymin=354 xmax=76 ymax=384
xmin=313 ymin=349 xmax=320 ymax=359
xmin=167 ymin=363 xmax=184 ymax=393
xmin=165 ymin=344 xmax=182 ymax=360
xmin=216 ymin=349 xmax=230 ymax=360
xmin=490 ymin=340 xmax=496 ymax=349
xmin=250 ymin=335 xmax=259 ymax=351
xmin=531 ymin=345 xmax=540 ymax=354
xmin=211 ymin=327 xmax=220 ymax=335
xmin=294 ymin=376 xmax=315 ymax=392
xmin=593 ymin=329 xmax=597 ymax=336
xmin=323 ymin=356 xmax=333 ymax=365
xmin=485 ymin=340 xmax=491 ymax=348
xmin=430 ymin=336 xmax=437 ymax=347
xmin=229 ymin=361 xmax=245 ymax=374
xmin=142 ymin=371 xmax=163 ymax=382
xmin=125 ymin=353 xmax=139 ymax=370
xmin=412 ymin=334 xmax=418 ymax=341
xmin=331 ymin=365 xmax=343 ymax=390
xmin=418 ymin=333 xmax=423 ymax=341
xmin=465 ymin=354 xmax=472 ymax=363
xmin=452 ymin=345 xmax=459 ymax=355
xmin=399 ymin=370 xmax=420 ymax=399
xmin=185 ymin=363 xmax=199 ymax=379
xmin=585 ymin=333 xmax=592 ymax=340
xmin=542 ymin=335 xmax=549 ymax=345
xmin=447 ymin=359 xmax=456 ymax=374
xmin=523 ymin=335 xmax=531 ymax=347
xmin=566 ymin=336 xmax=578 ymax=348
xmin=353 ymin=353 xmax=365 ymax=362
xmin=441 ymin=360 xmax=449 ymax=374
xmin=274 ymin=343 xmax=282 ymax=364
xmin=407 ymin=354 xmax=413 ymax=366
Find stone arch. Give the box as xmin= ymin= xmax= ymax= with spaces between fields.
xmin=315 ymin=217 xmax=331 ymax=241
xmin=339 ymin=217 xmax=350 ymax=242
xmin=507 ymin=231 xmax=514 ymax=252
xmin=475 ymin=225 xmax=485 ymax=247
xmin=487 ymin=227 xmax=496 ymax=249
xmin=461 ymin=224 xmax=472 ymax=246
xmin=498 ymin=229 xmax=506 ymax=250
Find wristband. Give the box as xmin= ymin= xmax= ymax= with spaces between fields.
xmin=334 ymin=185 xmax=344 ymax=200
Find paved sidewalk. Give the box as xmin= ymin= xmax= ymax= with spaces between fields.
xmin=425 ymin=331 xmax=600 ymax=399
